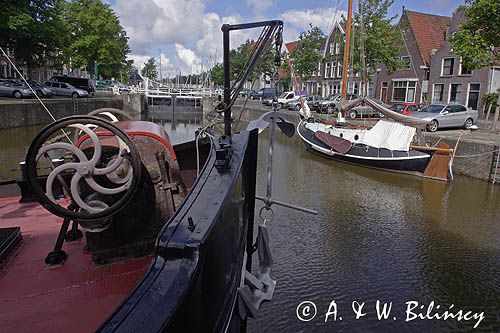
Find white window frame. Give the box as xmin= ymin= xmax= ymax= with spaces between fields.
xmin=441 ymin=57 xmax=455 ymax=76
xmin=331 ymin=62 xmax=336 ymax=78
xmin=448 ymin=83 xmax=462 ymax=103
xmin=317 ymin=62 xmax=321 ymax=76
xmin=330 ymin=42 xmax=334 ymax=55
xmin=391 ymin=80 xmax=417 ymax=102
xmin=335 ymin=43 xmax=340 ymax=55
xmin=325 ymin=62 xmax=330 ymax=79
xmin=459 ymin=58 xmax=473 ymax=76
xmin=466 ymin=82 xmax=481 ymax=110
xmin=432 ymin=83 xmax=445 ymax=103
xmin=337 ymin=63 xmax=343 ymax=77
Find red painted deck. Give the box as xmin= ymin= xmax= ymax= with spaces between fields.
xmin=0 ymin=197 xmax=151 ymax=332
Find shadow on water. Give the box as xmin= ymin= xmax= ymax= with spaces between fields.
xmin=249 ymin=129 xmax=499 ymax=332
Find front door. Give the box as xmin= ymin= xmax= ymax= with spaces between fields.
xmin=380 ymin=82 xmax=388 ymax=103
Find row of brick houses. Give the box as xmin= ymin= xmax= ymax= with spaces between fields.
xmin=286 ymin=7 xmax=500 ymax=111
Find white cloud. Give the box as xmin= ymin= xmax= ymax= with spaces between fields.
xmin=128 ymin=52 xmax=175 ymax=78
xmin=246 ymin=0 xmax=275 ymax=15
xmin=114 ymin=0 xmax=207 ymax=53
xmin=175 ymin=44 xmax=202 ymax=74
xmin=280 ymin=7 xmax=346 ymax=42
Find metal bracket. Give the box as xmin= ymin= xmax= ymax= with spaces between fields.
xmin=215 ymin=135 xmax=233 ymax=172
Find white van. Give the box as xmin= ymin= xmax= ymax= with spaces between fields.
xmin=277 ymin=91 xmax=307 ymax=108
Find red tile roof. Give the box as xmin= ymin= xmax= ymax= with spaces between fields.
xmin=403 ymin=10 xmax=451 ymax=66
xmin=285 ymin=41 xmax=299 ymax=54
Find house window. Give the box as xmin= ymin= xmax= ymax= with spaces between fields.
xmin=433 ymin=84 xmax=444 ymax=102
xmin=449 ymin=84 xmax=462 ymax=103
xmin=441 ymin=58 xmax=454 ymax=76
xmin=325 ymin=62 xmax=330 ymax=78
xmin=424 ymin=69 xmax=430 ymax=80
xmin=401 ymin=56 xmax=411 ymax=69
xmin=317 ymin=62 xmax=321 ymax=76
xmin=337 ymin=62 xmax=343 ymax=77
xmin=331 ymin=62 xmax=336 ymax=78
xmin=467 ymin=83 xmax=480 ymax=110
xmin=392 ymin=80 xmax=416 ymax=102
xmin=335 ymin=43 xmax=340 ymax=55
xmin=330 ymin=42 xmax=334 ymax=55
xmin=460 ymin=59 xmax=472 ymax=75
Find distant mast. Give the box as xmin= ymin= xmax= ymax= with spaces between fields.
xmin=341 ymin=0 xmax=353 ymax=100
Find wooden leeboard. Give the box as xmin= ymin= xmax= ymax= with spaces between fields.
xmin=423 ymin=154 xmax=450 ymax=181
xmin=314 ymin=131 xmax=352 ymax=154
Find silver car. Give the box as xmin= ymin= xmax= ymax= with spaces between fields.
xmin=409 ymin=104 xmax=478 ymax=132
xmin=44 ymin=81 xmax=89 ymax=98
xmin=0 ymin=81 xmax=34 ymax=99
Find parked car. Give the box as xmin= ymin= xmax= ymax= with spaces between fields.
xmin=249 ymin=87 xmax=276 ymax=100
xmin=409 ymin=104 xmax=478 ymax=132
xmin=262 ymin=96 xmax=274 ymax=106
xmin=0 ymin=81 xmax=34 ymax=99
xmin=348 ymin=99 xmax=391 ymax=118
xmin=286 ymin=95 xmax=324 ymax=111
xmin=276 ymin=90 xmax=308 ymax=108
xmin=24 ymin=80 xmax=55 ymax=98
xmin=391 ymin=102 xmax=422 ymax=115
xmin=44 ymin=81 xmax=89 ymax=98
xmin=318 ymin=93 xmax=358 ymax=114
xmin=49 ymin=76 xmax=95 ymax=94
xmin=239 ymin=89 xmax=255 ymax=98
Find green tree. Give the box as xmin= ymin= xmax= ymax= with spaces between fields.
xmin=351 ymin=0 xmax=402 ymax=74
xmin=290 ymin=25 xmax=326 ymax=84
xmin=141 ymin=57 xmax=158 ymax=80
xmin=63 ymin=0 xmax=130 ymax=79
xmin=449 ymin=0 xmax=500 ymax=70
xmin=210 ymin=63 xmax=224 ymax=86
xmin=0 ymin=0 xmax=68 ymax=77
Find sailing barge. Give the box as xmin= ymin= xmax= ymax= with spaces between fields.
xmin=297 ymin=97 xmax=455 ymax=180
xmin=0 ymin=20 xmax=284 ymax=332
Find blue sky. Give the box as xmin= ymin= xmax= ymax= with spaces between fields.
xmin=104 ymin=0 xmax=465 ymax=77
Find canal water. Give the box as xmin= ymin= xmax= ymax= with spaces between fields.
xmin=0 ymin=107 xmax=498 ymax=332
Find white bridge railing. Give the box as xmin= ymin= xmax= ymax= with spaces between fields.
xmin=128 ymin=78 xmax=222 ymax=98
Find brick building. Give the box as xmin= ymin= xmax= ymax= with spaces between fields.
xmin=428 ymin=7 xmax=500 ymax=110
xmin=373 ymin=9 xmax=451 ymax=104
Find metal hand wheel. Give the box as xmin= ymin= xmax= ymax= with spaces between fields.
xmin=25 ymin=115 xmax=141 ymax=222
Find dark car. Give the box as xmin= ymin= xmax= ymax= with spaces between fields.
xmin=249 ymin=87 xmax=275 ymax=100
xmin=318 ymin=93 xmax=358 ymax=114
xmin=239 ymin=89 xmax=255 ymax=98
xmin=49 ymin=76 xmax=95 ymax=95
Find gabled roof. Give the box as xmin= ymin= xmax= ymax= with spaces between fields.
xmin=403 ymin=10 xmax=451 ymax=66
xmin=285 ymin=41 xmax=299 ymax=54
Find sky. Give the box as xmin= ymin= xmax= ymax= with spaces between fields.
xmin=103 ymin=0 xmax=465 ymax=77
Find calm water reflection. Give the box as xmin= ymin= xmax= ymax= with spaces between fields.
xmin=249 ymin=127 xmax=499 ymax=332
xmin=0 ymin=107 xmax=498 ymax=332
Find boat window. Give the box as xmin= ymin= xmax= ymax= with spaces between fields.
xmin=354 ymin=135 xmax=359 ymax=141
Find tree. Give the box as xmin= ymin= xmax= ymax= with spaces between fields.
xmin=230 ymin=39 xmax=276 ymax=84
xmin=449 ymin=0 xmax=500 ymax=70
xmin=141 ymin=57 xmax=158 ymax=80
xmin=210 ymin=63 xmax=224 ymax=86
xmin=0 ymin=0 xmax=68 ymax=77
xmin=351 ymin=0 xmax=402 ymax=75
xmin=290 ymin=25 xmax=326 ymax=84
xmin=63 ymin=0 xmax=130 ymax=79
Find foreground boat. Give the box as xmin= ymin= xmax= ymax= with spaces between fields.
xmin=0 ymin=20 xmax=286 ymax=332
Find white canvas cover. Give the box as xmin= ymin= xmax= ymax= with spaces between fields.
xmin=360 ymin=120 xmax=416 ymax=151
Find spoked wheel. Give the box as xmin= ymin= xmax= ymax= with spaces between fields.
xmin=464 ymin=118 xmax=473 ymax=129
xmin=427 ymin=120 xmax=438 ymax=132
xmin=25 ymin=115 xmax=141 ymax=223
